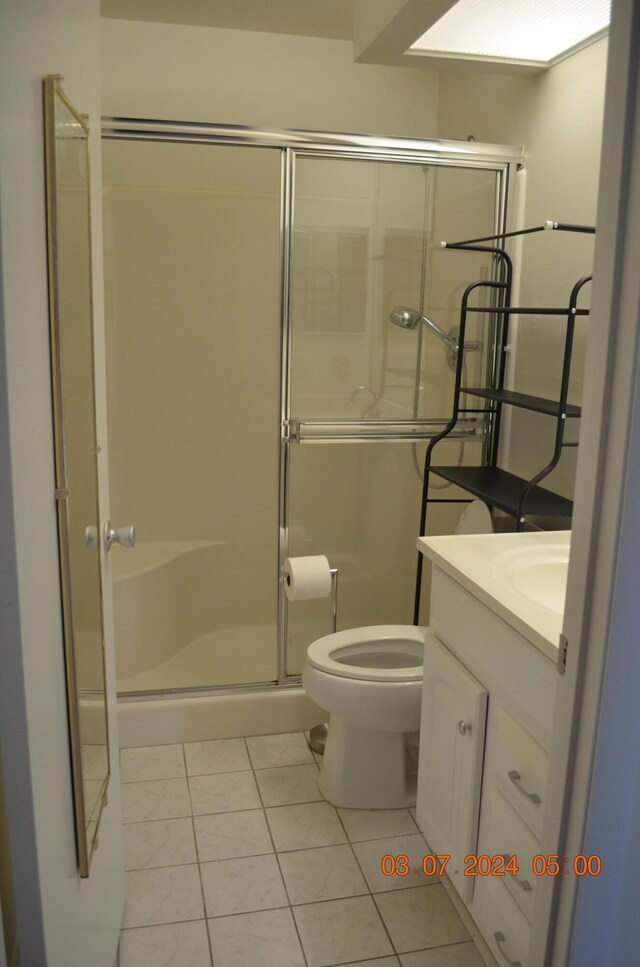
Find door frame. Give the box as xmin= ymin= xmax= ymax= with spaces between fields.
xmin=533 ymin=0 xmax=640 ymax=962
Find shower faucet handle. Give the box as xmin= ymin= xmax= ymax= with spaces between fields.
xmin=104 ymin=521 xmax=136 ymax=551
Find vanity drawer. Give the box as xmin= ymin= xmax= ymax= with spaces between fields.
xmin=492 ymin=706 xmax=548 ymax=838
xmin=480 ymin=786 xmax=539 ymax=921
xmin=473 ymin=871 xmax=530 ymax=967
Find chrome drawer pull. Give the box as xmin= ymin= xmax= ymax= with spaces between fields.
xmin=508 ymin=769 xmax=541 ymax=804
xmin=502 ymin=855 xmax=532 ymax=891
xmin=494 ymin=931 xmax=522 ymax=967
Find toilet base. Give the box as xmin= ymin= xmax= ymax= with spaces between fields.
xmin=319 ymin=715 xmax=417 ymax=809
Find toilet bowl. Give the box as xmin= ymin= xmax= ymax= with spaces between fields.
xmin=302 ymin=500 xmax=493 ymax=809
xmin=302 ymin=625 xmax=427 ymax=809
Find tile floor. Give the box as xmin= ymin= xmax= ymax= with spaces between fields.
xmin=118 ymin=731 xmax=485 ymax=967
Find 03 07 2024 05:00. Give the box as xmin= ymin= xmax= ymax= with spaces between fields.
xmin=381 ymin=853 xmax=603 ymax=878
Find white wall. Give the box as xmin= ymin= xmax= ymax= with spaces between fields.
xmin=0 ymin=2 xmax=124 ymax=965
xmin=438 ymin=41 xmax=608 ymax=502
xmin=101 ymin=18 xmax=440 ymax=135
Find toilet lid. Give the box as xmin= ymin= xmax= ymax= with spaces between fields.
xmin=455 ymin=499 xmax=494 ymax=535
xmin=306 ymin=625 xmax=426 ymax=682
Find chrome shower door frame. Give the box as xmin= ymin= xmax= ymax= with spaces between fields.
xmin=102 ymin=118 xmax=522 ymax=691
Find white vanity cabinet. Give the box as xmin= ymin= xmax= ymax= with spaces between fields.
xmin=416 ymin=550 xmax=559 ymax=967
xmin=417 ymin=633 xmax=488 ymax=903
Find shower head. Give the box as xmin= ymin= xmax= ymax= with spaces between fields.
xmin=389 ymin=306 xmax=421 ymax=330
xmin=389 ymin=306 xmax=459 ymax=351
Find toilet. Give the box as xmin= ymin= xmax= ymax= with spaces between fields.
xmin=303 ymin=625 xmax=426 ymax=808
xmin=302 ymin=499 xmax=493 ymax=809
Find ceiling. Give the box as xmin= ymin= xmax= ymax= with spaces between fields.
xmin=100 ymin=0 xmax=357 ymax=40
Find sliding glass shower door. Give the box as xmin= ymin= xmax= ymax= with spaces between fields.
xmin=102 ymin=120 xmax=517 ymax=693
xmin=103 ymin=140 xmax=282 ymax=691
xmin=284 ymin=156 xmax=502 ymax=675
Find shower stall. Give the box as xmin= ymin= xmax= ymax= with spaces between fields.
xmin=102 ymin=120 xmax=520 ymax=702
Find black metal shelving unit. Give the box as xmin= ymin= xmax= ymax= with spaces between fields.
xmin=414 ymin=221 xmax=594 ymax=623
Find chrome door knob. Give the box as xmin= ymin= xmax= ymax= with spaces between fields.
xmin=104 ymin=521 xmax=136 ymax=550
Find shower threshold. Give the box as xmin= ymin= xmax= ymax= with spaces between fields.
xmin=117 ymin=682 xmax=325 ymax=748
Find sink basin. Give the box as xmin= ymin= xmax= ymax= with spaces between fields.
xmin=491 ymin=543 xmax=570 ymax=615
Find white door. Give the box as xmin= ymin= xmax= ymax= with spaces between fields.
xmin=416 ymin=632 xmax=488 ymax=903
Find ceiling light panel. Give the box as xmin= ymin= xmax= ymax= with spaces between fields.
xmin=410 ymin=0 xmax=610 ymax=66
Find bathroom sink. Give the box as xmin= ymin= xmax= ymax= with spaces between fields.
xmin=491 ymin=543 xmax=570 ymax=615
xmin=418 ymin=530 xmax=571 ymax=656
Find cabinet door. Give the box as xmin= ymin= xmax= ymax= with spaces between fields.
xmin=416 ymin=633 xmax=488 ymax=902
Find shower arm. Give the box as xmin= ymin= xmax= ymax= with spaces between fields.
xmin=420 ymin=315 xmax=460 ymax=351
xmin=419 ymin=315 xmax=483 ymax=376
xmin=389 ymin=306 xmax=482 ymax=355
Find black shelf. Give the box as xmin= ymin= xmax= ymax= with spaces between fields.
xmin=461 ymin=387 xmax=581 ymax=418
xmin=413 ymin=227 xmax=593 ymax=622
xmin=464 ymin=305 xmax=589 ymax=316
xmin=430 ymin=466 xmax=573 ymax=519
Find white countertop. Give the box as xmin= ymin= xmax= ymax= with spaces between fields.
xmin=418 ymin=530 xmax=570 ymax=661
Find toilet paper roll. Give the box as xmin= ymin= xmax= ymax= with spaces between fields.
xmin=283 ymin=556 xmax=332 ymax=602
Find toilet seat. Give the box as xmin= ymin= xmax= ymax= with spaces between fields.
xmin=306 ymin=625 xmax=424 ymax=682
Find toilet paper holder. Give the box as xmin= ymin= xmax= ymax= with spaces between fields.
xmin=282 ymin=558 xmax=339 ymax=634
xmin=328 ymin=568 xmax=338 ymax=634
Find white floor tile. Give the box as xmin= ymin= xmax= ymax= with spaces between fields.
xmin=119 ymin=921 xmax=211 ymax=967
xmin=208 ymin=908 xmax=305 ymax=967
xmin=353 ymin=834 xmax=439 ymax=892
xmin=124 ymin=818 xmax=197 ymax=871
xmin=336 ymin=960 xmax=400 ymax=967
xmin=255 ymin=763 xmax=322 ymax=807
xmin=194 ymin=809 xmax=273 ymax=861
xmin=266 ymin=801 xmax=346 ymax=852
xmin=338 ymin=807 xmax=418 ymax=843
xmin=279 ymin=844 xmax=367 ymax=904
xmin=201 ymin=853 xmax=288 ymax=918
xmin=293 ymin=895 xmax=394 ymax=967
xmin=123 ymin=865 xmax=204 ymax=928
xmin=400 ymin=943 xmax=485 ymax=966
xmin=120 ymin=745 xmax=186 ymax=783
xmin=184 ymin=738 xmax=250 ymax=776
xmin=118 ymin=734 xmax=482 ymax=967
xmin=374 ymin=885 xmax=469 ymax=954
xmin=246 ymin=732 xmax=314 ymax=769
xmin=189 ymin=770 xmax=261 ymax=816
xmin=122 ymin=778 xmax=191 ymax=824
